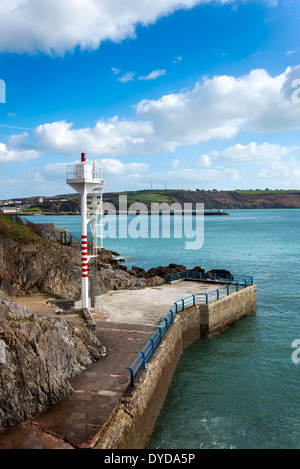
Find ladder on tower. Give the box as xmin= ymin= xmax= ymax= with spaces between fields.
xmin=86 ymin=180 xmax=105 ymax=257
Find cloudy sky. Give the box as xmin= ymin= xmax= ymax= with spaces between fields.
xmin=0 ymin=0 xmax=300 ymax=198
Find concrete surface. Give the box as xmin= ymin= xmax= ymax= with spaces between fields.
xmin=0 ymin=281 xmax=225 ymax=449
xmin=93 ymin=281 xmax=224 ymax=326
xmin=9 ymin=293 xmax=84 ymax=326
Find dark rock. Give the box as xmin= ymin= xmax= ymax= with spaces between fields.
xmin=189 ymin=266 xmax=205 ymax=273
xmin=129 ymin=266 xmax=146 ymax=277
xmin=206 ymin=269 xmax=233 ymax=280
xmin=145 ymin=264 xmax=187 ymax=282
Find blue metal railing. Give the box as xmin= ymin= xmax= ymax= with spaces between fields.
xmin=128 ymin=272 xmax=253 ymax=386
xmin=170 ymin=271 xmax=253 ymax=285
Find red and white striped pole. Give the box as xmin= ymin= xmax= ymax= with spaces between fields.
xmin=80 ymin=152 xmax=89 ymax=310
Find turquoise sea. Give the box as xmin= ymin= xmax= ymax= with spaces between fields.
xmin=24 ymin=209 xmax=300 ymax=449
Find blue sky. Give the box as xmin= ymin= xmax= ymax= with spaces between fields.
xmin=0 ymin=0 xmax=300 ymax=199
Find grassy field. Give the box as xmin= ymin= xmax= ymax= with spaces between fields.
xmin=118 ymin=191 xmax=171 ymax=204
xmin=25 ymin=206 xmax=52 ymax=213
xmin=235 ymin=189 xmax=300 ymax=195
xmin=0 ymin=214 xmax=40 ymax=241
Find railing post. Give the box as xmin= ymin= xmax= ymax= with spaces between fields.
xmin=193 ymin=294 xmax=196 ymax=306
xmin=158 ymin=326 xmax=162 ymax=341
xmin=141 ymin=351 xmax=146 ymax=369
xmin=165 ymin=317 xmax=168 ymax=330
xmin=170 ymin=309 xmax=174 ymax=322
xmin=206 ymin=293 xmax=208 ymax=304
xmin=175 ymin=303 xmax=178 ymax=314
xmin=129 ymin=367 xmax=134 ymax=387
xmin=182 ymin=299 xmax=184 ymax=310
xmin=230 ymin=275 xmax=233 ymax=283
xmin=150 ymin=338 xmax=155 ymax=354
xmin=217 ymin=290 xmax=219 ymax=299
xmin=186 ymin=271 xmax=188 ymax=279
xmin=200 ymin=272 xmax=202 ymax=280
xmin=236 ymin=282 xmax=239 ymax=291
xmin=227 ymin=285 xmax=229 ymax=295
xmin=214 ymin=273 xmax=216 ymax=281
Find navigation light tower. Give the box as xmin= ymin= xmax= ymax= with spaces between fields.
xmin=66 ymin=153 xmax=104 ymax=310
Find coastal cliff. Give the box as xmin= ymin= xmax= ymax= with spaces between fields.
xmin=7 ymin=189 xmax=300 ymax=213
xmin=0 ymin=214 xmax=165 ymax=300
xmin=0 ymin=295 xmax=103 ymax=431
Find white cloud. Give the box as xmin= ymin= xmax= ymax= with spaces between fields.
xmin=40 ymin=158 xmax=149 ymax=194
xmin=34 ymin=117 xmax=153 ymax=156
xmin=139 ymin=69 xmax=166 ymax=81
xmin=152 ymin=167 xmax=241 ymax=184
xmin=257 ymin=156 xmax=300 ymax=180
xmin=44 ymin=158 xmax=148 ymax=176
xmin=43 ymin=162 xmax=67 ymax=176
xmin=118 ymin=72 xmax=135 ymax=83
xmin=10 ymin=65 xmax=300 ymax=161
xmin=195 ymin=142 xmax=298 ymax=166
xmin=193 ymin=154 xmax=212 ymax=167
xmin=97 ymin=158 xmax=149 ymax=175
xmin=286 ymin=50 xmax=297 ymax=57
xmin=0 ymin=141 xmax=40 ymax=165
xmin=111 ymin=67 xmax=121 ymax=75
xmin=0 ymin=0 xmax=234 ymax=55
xmin=135 ymin=66 xmax=300 ymax=151
xmin=170 ymin=158 xmax=180 ymax=169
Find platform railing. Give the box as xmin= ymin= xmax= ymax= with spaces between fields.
xmin=170 ymin=271 xmax=253 ymax=285
xmin=129 ymin=273 xmax=253 ymax=386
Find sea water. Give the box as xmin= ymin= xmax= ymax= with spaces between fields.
xmin=24 ymin=209 xmax=300 ymax=449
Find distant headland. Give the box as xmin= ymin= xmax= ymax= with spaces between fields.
xmin=1 ymin=188 xmax=300 ymax=215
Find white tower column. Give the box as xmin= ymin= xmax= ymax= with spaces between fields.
xmin=81 ymin=182 xmax=89 ymax=310
xmin=66 ymin=152 xmax=104 ymax=311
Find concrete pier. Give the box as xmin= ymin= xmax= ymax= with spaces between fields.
xmin=0 ymin=280 xmax=256 ymax=449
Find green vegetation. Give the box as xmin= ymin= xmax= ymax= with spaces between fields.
xmin=77 ymin=310 xmax=85 ymax=320
xmin=0 ymin=214 xmax=40 ymax=242
xmin=124 ymin=191 xmax=171 ymax=204
xmin=25 ymin=206 xmax=52 ymax=213
xmin=235 ymin=189 xmax=300 ymax=195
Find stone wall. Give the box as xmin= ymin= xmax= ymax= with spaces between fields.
xmin=93 ymin=316 xmax=183 ymax=449
xmin=199 ymin=285 xmax=257 ymax=336
xmin=92 ymin=284 xmax=257 ymax=449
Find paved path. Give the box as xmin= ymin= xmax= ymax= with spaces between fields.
xmin=0 ymin=281 xmax=222 ymax=449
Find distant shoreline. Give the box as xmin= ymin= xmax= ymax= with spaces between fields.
xmin=19 ymin=210 xmax=229 ymax=216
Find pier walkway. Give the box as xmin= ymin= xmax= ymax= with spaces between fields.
xmin=0 ymin=281 xmax=225 ymax=449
